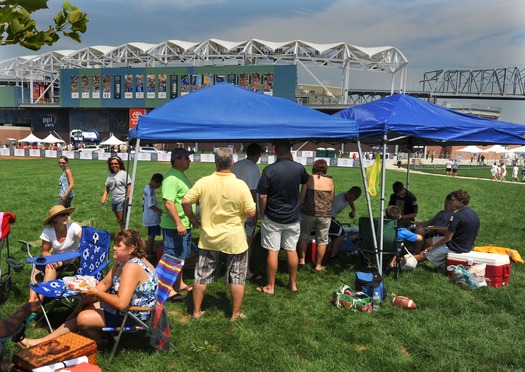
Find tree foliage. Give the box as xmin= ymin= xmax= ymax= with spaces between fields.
xmin=0 ymin=0 xmax=88 ymax=51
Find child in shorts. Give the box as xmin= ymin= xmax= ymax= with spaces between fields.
xmin=143 ymin=173 xmax=163 ymax=258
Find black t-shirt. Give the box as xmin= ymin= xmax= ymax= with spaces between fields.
xmin=388 ymin=190 xmax=418 ymax=216
xmin=446 ymin=206 xmax=480 ymax=253
xmin=257 ymin=158 xmax=309 ymax=224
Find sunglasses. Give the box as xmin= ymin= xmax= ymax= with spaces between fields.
xmin=57 ymin=212 xmax=69 ymax=217
xmin=58 ymin=162 xmax=66 ymax=165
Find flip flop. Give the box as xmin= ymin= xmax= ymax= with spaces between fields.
xmin=167 ymin=291 xmax=186 ymax=301
xmin=168 ymin=292 xmax=186 ymax=302
xmin=16 ymin=338 xmax=31 ymax=349
xmin=177 ymin=285 xmax=193 ymax=293
xmin=230 ymin=313 xmax=247 ymax=322
xmin=256 ymin=286 xmax=273 ymax=295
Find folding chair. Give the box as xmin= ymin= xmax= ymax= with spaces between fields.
xmin=0 ymin=312 xmax=36 ymax=357
xmin=102 ymin=254 xmax=184 ymax=361
xmin=357 ymin=217 xmax=402 ymax=278
xmin=0 ymin=212 xmax=25 ymax=304
xmin=28 ymin=226 xmax=111 ymax=332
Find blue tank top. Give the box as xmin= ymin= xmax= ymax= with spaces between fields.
xmin=59 ymin=168 xmax=74 ymax=198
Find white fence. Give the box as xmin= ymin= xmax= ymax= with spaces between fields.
xmin=0 ymin=148 xmax=378 ymax=168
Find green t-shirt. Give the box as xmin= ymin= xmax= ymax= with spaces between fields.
xmin=160 ymin=168 xmax=194 ymax=230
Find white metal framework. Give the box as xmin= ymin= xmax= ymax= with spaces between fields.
xmin=0 ymin=38 xmax=408 ymax=103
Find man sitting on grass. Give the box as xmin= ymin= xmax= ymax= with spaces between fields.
xmin=412 ymin=189 xmax=480 ymax=269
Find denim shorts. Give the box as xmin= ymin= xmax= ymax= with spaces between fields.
xmin=103 ymin=309 xmax=142 ymax=328
xmin=111 ymin=200 xmax=126 ymax=212
xmin=162 ymin=228 xmax=192 ymax=260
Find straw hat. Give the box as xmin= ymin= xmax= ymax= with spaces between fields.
xmin=43 ymin=205 xmax=76 ymax=226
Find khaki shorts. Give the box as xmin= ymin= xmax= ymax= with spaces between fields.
xmin=260 ymin=216 xmax=300 ymax=251
xmin=299 ymin=215 xmax=331 ymax=245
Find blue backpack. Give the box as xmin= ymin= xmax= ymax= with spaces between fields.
xmin=355 ymin=271 xmax=386 ymax=301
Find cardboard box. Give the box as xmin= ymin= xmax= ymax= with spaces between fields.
xmin=447 ymin=251 xmax=510 ymax=288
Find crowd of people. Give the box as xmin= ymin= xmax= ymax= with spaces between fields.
xmin=2 ymin=142 xmax=482 ymax=357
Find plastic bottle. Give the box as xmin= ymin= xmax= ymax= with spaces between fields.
xmin=372 ymin=291 xmax=381 ymax=310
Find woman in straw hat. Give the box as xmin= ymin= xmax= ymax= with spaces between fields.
xmin=28 ymin=205 xmax=82 ymax=302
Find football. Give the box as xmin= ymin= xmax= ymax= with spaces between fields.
xmin=392 ymin=296 xmax=417 ymax=310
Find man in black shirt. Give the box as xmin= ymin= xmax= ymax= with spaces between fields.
xmin=256 ymin=140 xmax=309 ymax=294
xmin=388 ymin=181 xmax=418 ymax=226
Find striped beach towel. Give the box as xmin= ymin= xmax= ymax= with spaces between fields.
xmin=155 ymin=254 xmax=184 ymax=304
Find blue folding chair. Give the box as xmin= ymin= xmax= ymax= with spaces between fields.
xmin=28 ymin=226 xmax=111 ymax=332
xmin=102 ymin=254 xmax=183 ymax=361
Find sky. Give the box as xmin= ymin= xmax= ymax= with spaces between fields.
xmin=1 ymin=0 xmax=524 ymax=121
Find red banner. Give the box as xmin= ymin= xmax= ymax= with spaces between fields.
xmin=129 ymin=108 xmax=146 ymax=129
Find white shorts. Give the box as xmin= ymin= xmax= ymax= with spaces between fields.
xmin=261 ymin=216 xmax=300 ymax=251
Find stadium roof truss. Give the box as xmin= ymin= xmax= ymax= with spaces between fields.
xmin=0 ymin=38 xmax=408 ymax=103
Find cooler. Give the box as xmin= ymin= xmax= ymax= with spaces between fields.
xmin=306 ymin=226 xmax=359 ymax=262
xmin=447 ymin=251 xmax=510 ymax=288
xmin=306 ymin=239 xmax=330 ymax=263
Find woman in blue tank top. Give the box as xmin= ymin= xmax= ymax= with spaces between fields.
xmin=58 ymin=156 xmax=75 ymax=208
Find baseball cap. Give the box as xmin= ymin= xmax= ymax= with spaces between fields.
xmin=171 ymin=148 xmax=195 ymax=161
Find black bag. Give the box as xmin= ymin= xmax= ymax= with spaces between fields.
xmin=355 ymin=271 xmax=386 ymax=300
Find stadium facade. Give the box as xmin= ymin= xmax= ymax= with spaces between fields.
xmin=0 ymin=39 xmax=407 ymax=148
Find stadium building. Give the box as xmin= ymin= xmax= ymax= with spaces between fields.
xmin=0 ymin=39 xmax=407 ymax=150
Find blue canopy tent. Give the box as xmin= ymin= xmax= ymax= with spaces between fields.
xmin=334 ymin=94 xmax=525 ymax=273
xmin=126 ymin=83 xmax=359 ymax=228
xmin=334 ymin=93 xmax=525 ymax=145
xmin=130 ymin=83 xmax=358 ymax=142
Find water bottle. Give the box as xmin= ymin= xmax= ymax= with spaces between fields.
xmin=372 ymin=291 xmax=381 ymax=310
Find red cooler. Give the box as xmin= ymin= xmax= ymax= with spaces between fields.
xmin=306 ymin=238 xmax=331 ymax=263
xmin=447 ymin=251 xmax=510 ymax=288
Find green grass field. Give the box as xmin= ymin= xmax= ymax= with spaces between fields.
xmin=1 ymin=157 xmax=525 ymax=371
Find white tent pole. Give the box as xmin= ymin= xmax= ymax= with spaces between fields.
xmin=378 ymin=135 xmax=388 ymax=274
xmin=125 ymin=138 xmax=140 ymax=230
xmin=357 ymin=141 xmax=380 ymax=271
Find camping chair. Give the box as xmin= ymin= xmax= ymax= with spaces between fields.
xmin=357 ymin=217 xmax=402 ymax=278
xmin=27 ymin=226 xmax=111 ymax=332
xmin=0 ymin=212 xmax=25 ymax=304
xmin=0 ymin=312 xmax=36 ymax=356
xmin=102 ymin=254 xmax=183 ymax=361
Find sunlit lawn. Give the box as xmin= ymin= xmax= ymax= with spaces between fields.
xmin=1 ymin=157 xmax=524 ymax=371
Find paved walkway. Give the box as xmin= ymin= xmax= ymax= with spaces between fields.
xmin=387 ymin=163 xmax=525 ymax=184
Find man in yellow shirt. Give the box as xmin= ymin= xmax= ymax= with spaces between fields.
xmin=182 ymin=148 xmax=256 ymax=321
